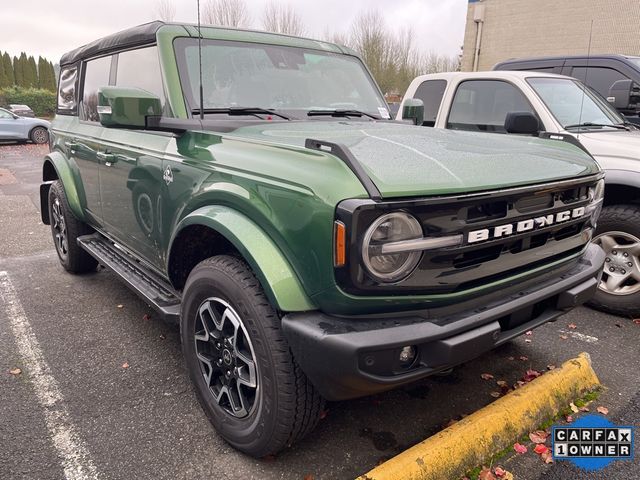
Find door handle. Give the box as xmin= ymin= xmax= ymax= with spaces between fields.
xmin=64 ymin=141 xmax=79 ymax=150
xmin=97 ymin=151 xmax=116 ymax=166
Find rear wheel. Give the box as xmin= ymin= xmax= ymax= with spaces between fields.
xmin=181 ymin=255 xmax=324 ymax=457
xmin=589 ymin=205 xmax=640 ymax=317
xmin=30 ymin=126 xmax=48 ymax=144
xmin=48 ymin=181 xmax=98 ymax=273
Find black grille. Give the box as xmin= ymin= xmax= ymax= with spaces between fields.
xmin=335 ymin=175 xmax=601 ymax=295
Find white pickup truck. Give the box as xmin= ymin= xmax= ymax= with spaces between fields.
xmin=398 ymin=71 xmax=640 ymax=317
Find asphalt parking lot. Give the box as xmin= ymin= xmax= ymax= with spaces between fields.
xmin=1 ymin=143 xmax=638 ymax=480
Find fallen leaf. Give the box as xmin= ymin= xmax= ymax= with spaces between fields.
xmin=481 ymin=373 xmax=495 ymax=380
xmin=597 ymin=406 xmax=609 ymax=415
xmin=566 ymin=415 xmax=574 ymax=422
xmin=568 ymin=323 xmax=577 ymax=329
xmin=524 ymin=339 xmax=532 ymax=343
xmin=541 ymin=451 xmax=554 ymax=464
xmin=523 ymin=369 xmax=542 ymax=382
xmin=490 ymin=391 xmax=502 ymax=398
xmin=303 ymin=475 xmax=314 ymax=480
xmin=547 ymin=364 xmax=556 ymax=370
xmin=529 ymin=430 xmax=548 ymax=444
xmin=319 ymin=409 xmax=328 ymax=420
xmin=496 ymin=380 xmax=508 ymax=388
xmin=579 ymin=406 xmax=590 ymax=412
xmin=525 ymin=330 xmax=533 ymax=336
xmin=493 ymin=466 xmax=506 ymax=477
xmin=159 ymin=334 xmax=166 ymax=340
xmin=513 ymin=442 xmax=527 ymax=454
xmin=142 ymin=314 xmax=151 ymax=321
xmin=478 ymin=467 xmax=495 ymax=480
xmin=519 ymin=355 xmax=529 ymax=361
xmin=9 ymin=368 xmax=22 ymax=376
xmin=534 ymin=444 xmax=549 ymax=455
xmin=507 ymin=356 xmax=515 ymax=361
xmin=117 ymin=304 xmax=124 ymax=309
xmin=570 ymin=402 xmax=579 ymax=413
xmin=501 ymin=472 xmax=514 ymax=480
xmin=121 ymin=362 xmax=129 ymax=369
xmin=633 ymin=319 xmax=640 ymax=325
xmin=560 ymin=335 xmax=568 ymax=340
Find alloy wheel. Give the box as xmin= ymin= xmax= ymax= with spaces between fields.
xmin=194 ymin=297 xmax=259 ymax=418
xmin=51 ymin=197 xmax=68 ymax=260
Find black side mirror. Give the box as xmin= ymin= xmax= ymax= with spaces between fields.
xmin=401 ymin=98 xmax=425 ymax=126
xmin=504 ymin=111 xmax=539 ymax=134
xmin=608 ymin=79 xmax=634 ymax=110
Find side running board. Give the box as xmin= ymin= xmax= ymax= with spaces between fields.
xmin=77 ymin=234 xmax=181 ymax=322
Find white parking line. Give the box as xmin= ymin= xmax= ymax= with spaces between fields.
xmin=0 ymin=271 xmax=100 ymax=480
xmin=558 ymin=329 xmax=599 ymax=343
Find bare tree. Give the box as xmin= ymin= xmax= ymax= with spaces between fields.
xmin=154 ymin=0 xmax=176 ymax=21
xmin=203 ymin=0 xmax=250 ymax=27
xmin=261 ymin=2 xmax=305 ymax=36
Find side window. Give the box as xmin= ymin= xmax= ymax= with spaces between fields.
xmin=57 ymin=66 xmax=78 ymax=114
xmin=447 ymin=80 xmax=536 ymax=133
xmin=0 ymin=109 xmax=13 ymax=119
xmin=413 ymin=80 xmax=447 ymax=127
xmin=115 ymin=46 xmax=166 ymax=105
xmin=80 ymin=56 xmax=112 ymax=122
xmin=570 ymin=67 xmax=628 ymax=98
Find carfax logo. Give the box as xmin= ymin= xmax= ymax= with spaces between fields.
xmin=552 ymin=414 xmax=635 ymax=471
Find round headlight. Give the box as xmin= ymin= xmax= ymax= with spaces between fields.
xmin=362 ymin=212 xmax=423 ymax=283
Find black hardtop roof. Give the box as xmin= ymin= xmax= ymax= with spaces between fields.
xmin=59 ymin=20 xmax=350 ymax=66
xmin=496 ymin=53 xmax=640 ymax=66
xmin=60 ymin=21 xmax=167 ymax=66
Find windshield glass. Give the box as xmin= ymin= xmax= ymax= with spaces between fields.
xmin=527 ymin=77 xmax=624 ymax=129
xmin=627 ymin=57 xmax=640 ymax=69
xmin=174 ymin=38 xmax=389 ymax=119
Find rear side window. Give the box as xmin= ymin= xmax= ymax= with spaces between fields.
xmin=570 ymin=67 xmax=628 ymax=98
xmin=447 ymin=80 xmax=535 ymax=132
xmin=80 ymin=55 xmax=112 ymax=122
xmin=115 ymin=46 xmax=166 ymax=106
xmin=57 ymin=66 xmax=78 ymax=115
xmin=413 ymin=79 xmax=447 ymax=127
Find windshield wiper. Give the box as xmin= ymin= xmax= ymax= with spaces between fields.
xmin=193 ymin=107 xmax=291 ymax=120
xmin=565 ymin=122 xmax=629 ymax=130
xmin=307 ymin=109 xmax=380 ymax=120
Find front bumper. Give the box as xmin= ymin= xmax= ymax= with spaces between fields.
xmin=282 ymin=243 xmax=605 ymax=401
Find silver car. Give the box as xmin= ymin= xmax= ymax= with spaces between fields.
xmin=0 ymin=107 xmax=50 ymax=144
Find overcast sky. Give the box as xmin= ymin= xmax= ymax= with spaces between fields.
xmin=2 ymin=0 xmax=467 ymax=63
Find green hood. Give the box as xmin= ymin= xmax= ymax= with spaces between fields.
xmin=232 ymin=121 xmax=600 ymax=198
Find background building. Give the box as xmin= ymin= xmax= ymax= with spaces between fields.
xmin=461 ymin=0 xmax=640 ymax=71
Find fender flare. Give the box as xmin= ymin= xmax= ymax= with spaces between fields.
xmin=603 ymin=169 xmax=640 ymax=190
xmin=169 ymin=205 xmax=316 ymax=312
xmin=42 ymin=150 xmax=86 ymax=222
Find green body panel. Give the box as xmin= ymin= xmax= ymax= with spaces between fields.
xmin=47 ymin=23 xmax=603 ymax=315
xmin=231 ymin=122 xmax=598 ymax=198
xmin=43 ymin=149 xmax=86 ymax=221
xmin=172 ymin=206 xmax=316 ymax=311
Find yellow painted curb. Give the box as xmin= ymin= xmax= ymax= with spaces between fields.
xmin=356 ymin=352 xmax=600 ymax=480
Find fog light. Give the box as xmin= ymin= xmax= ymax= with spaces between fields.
xmin=399 ymin=345 xmax=416 ymax=364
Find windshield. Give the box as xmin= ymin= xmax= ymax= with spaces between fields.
xmin=627 ymin=57 xmax=640 ymax=69
xmin=527 ymin=77 xmax=624 ymax=129
xmin=174 ymin=38 xmax=389 ymax=119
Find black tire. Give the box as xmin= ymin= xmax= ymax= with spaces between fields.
xmin=589 ymin=204 xmax=640 ymax=317
xmin=30 ymin=126 xmax=49 ymax=144
xmin=48 ymin=181 xmax=98 ymax=273
xmin=181 ymin=255 xmax=324 ymax=457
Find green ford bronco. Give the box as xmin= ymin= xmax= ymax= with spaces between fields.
xmin=42 ymin=21 xmax=605 ymax=456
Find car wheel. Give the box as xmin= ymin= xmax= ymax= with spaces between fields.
xmin=589 ymin=205 xmax=640 ymax=317
xmin=30 ymin=126 xmax=49 ymax=144
xmin=181 ymin=255 xmax=324 ymax=457
xmin=48 ymin=181 xmax=98 ymax=273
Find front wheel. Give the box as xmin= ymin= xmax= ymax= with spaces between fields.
xmin=589 ymin=205 xmax=640 ymax=317
xmin=30 ymin=126 xmax=49 ymax=144
xmin=181 ymin=255 xmax=324 ymax=457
